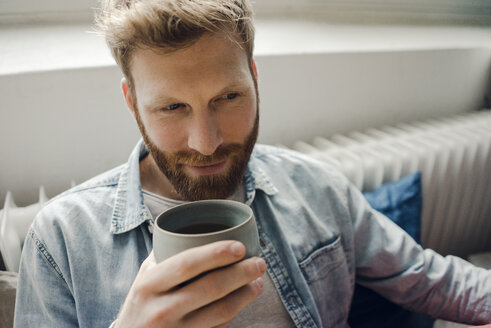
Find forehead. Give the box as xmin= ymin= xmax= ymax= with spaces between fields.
xmin=130 ymin=33 xmax=253 ymax=102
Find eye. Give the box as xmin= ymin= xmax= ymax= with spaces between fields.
xmin=222 ymin=93 xmax=239 ymax=100
xmin=165 ymin=103 xmax=184 ymax=111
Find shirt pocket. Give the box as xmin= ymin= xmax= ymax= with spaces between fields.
xmin=299 ymin=236 xmax=351 ymax=328
xmin=299 ymin=236 xmax=345 ymax=283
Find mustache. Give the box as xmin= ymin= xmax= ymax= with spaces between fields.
xmin=172 ymin=143 xmax=244 ymax=166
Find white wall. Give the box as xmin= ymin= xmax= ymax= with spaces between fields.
xmin=0 ymin=67 xmax=140 ymax=206
xmin=1 ymin=31 xmax=490 ymax=207
xmin=256 ymin=49 xmax=491 ymax=145
xmin=0 ymin=0 xmax=98 ymax=16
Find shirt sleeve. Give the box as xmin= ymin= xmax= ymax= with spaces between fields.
xmin=346 ymin=182 xmax=491 ymax=324
xmin=14 ymin=228 xmax=78 ymax=328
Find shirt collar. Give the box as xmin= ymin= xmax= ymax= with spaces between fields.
xmin=243 ymin=148 xmax=279 ymax=205
xmin=110 ymin=140 xmax=278 ymax=234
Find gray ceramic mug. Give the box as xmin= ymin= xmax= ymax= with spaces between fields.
xmin=153 ymin=200 xmax=260 ymax=263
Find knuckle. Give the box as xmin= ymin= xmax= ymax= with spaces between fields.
xmin=154 ymin=305 xmax=174 ymax=323
xmin=148 ymin=298 xmax=178 ymax=326
xmin=200 ymin=275 xmax=222 ymax=297
xmin=131 ymin=285 xmax=151 ymax=305
xmin=212 ymin=243 xmax=231 ymax=258
xmin=216 ymin=300 xmax=235 ymax=321
xmin=173 ymin=257 xmax=192 ymax=276
xmin=147 ymin=311 xmax=170 ymax=327
xmin=140 ymin=255 xmax=156 ymax=271
xmin=131 ymin=274 xmax=159 ymax=301
xmin=132 ymin=279 xmax=150 ymax=298
xmin=167 ymin=294 xmax=187 ymax=314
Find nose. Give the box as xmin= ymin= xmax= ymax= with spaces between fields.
xmin=187 ymin=111 xmax=224 ymax=156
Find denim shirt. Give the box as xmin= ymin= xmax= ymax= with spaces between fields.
xmin=15 ymin=140 xmax=491 ymax=328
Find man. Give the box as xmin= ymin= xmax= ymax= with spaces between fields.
xmin=14 ymin=0 xmax=491 ymax=327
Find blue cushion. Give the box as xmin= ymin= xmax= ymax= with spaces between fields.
xmin=348 ymin=172 xmax=434 ymax=328
xmin=363 ymin=171 xmax=422 ymax=243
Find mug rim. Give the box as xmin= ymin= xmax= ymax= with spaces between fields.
xmin=154 ymin=199 xmax=253 ymax=238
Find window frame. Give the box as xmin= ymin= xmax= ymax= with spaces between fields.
xmin=0 ymin=0 xmax=489 ymax=24
xmin=253 ymin=0 xmax=491 ymax=21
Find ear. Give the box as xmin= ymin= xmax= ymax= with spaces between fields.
xmin=252 ymin=60 xmax=258 ymax=80
xmin=121 ymin=77 xmax=136 ymax=118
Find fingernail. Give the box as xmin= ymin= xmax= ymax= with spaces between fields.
xmin=256 ymin=258 xmax=266 ymax=273
xmin=230 ymin=242 xmax=244 ymax=257
xmin=254 ymin=277 xmax=264 ymax=290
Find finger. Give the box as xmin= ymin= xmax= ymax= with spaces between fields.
xmin=140 ymin=250 xmax=157 ymax=272
xmin=183 ymin=277 xmax=265 ymax=328
xmin=171 ymin=256 xmax=266 ymax=316
xmin=213 ymin=322 xmax=232 ymax=328
xmin=147 ymin=240 xmax=247 ymax=292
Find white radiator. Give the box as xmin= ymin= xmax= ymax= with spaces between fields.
xmin=289 ymin=111 xmax=491 ymax=257
xmin=0 ymin=181 xmax=76 ymax=272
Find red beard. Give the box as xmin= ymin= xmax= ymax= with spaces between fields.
xmin=137 ymin=113 xmax=258 ymax=201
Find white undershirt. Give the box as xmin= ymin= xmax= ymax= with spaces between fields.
xmin=142 ymin=185 xmax=296 ymax=327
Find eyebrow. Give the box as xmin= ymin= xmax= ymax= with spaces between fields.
xmin=144 ymin=80 xmax=251 ymax=110
xmin=144 ymin=95 xmax=181 ymax=110
xmin=214 ymin=80 xmax=251 ymax=96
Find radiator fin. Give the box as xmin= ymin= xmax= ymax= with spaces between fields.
xmin=290 ymin=111 xmax=491 ymax=257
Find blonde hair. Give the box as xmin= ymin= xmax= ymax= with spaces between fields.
xmin=96 ymin=0 xmax=255 ymax=93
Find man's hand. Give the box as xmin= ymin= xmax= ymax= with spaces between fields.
xmin=115 ymin=240 xmax=266 ymax=328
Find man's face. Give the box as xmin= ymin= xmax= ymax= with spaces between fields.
xmin=125 ymin=33 xmax=259 ymax=201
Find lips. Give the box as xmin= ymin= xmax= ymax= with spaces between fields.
xmin=186 ymin=160 xmax=227 ymax=175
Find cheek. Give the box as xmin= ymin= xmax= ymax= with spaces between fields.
xmin=220 ymin=100 xmax=257 ymax=140
xmin=140 ymin=113 xmax=186 ymax=153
